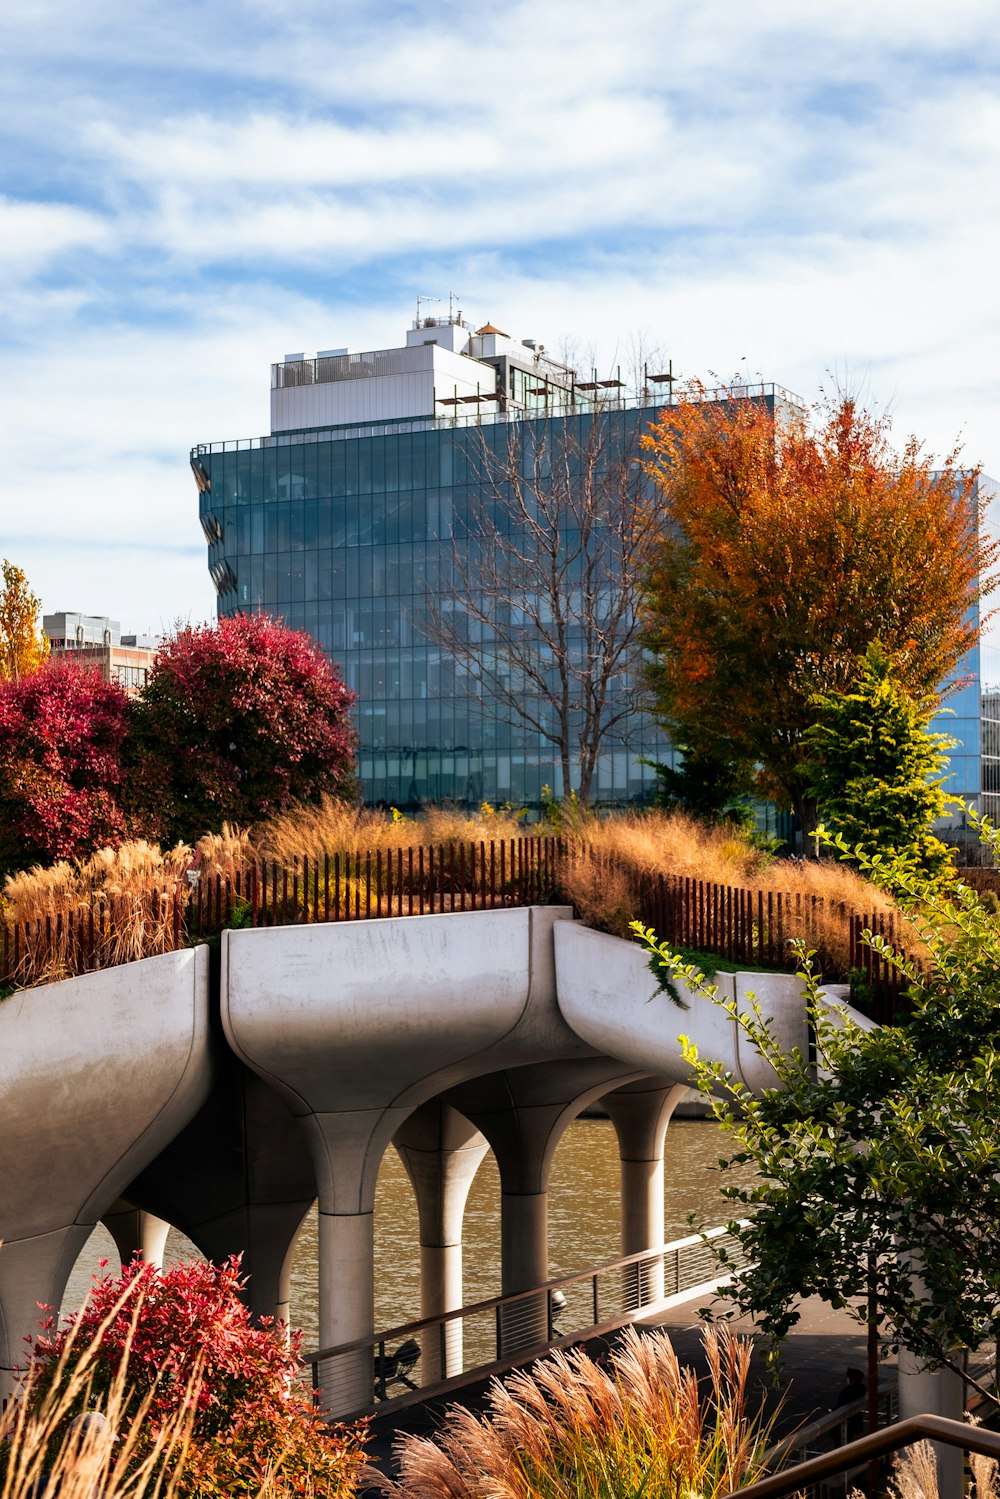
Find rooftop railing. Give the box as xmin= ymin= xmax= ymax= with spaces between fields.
xmin=192 ymin=381 xmax=804 ymax=457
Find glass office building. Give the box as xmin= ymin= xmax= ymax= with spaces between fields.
xmin=192 ymin=315 xmax=795 ymax=807
xmin=193 ymin=316 xmax=999 ymax=836
xmin=932 ymin=474 xmax=1000 ymax=855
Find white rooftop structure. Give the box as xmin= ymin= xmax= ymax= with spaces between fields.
xmin=269 ymin=315 xmax=576 ymax=434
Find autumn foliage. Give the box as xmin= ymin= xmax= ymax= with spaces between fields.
xmin=0 ymin=662 xmax=134 ymax=877
xmin=0 ymin=614 xmax=358 ymax=875
xmin=26 ymin=1256 xmax=366 ymax=1498
xmin=641 ymin=389 xmax=998 ymax=830
xmin=0 ymin=558 xmax=49 ymax=682
xmin=130 ymin=614 xmax=357 ymax=846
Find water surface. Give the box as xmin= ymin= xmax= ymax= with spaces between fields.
xmin=63 ymin=1117 xmax=754 ymax=1351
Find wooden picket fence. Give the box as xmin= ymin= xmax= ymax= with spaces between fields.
xmin=0 ymin=836 xmax=909 ymax=1020
xmin=629 ymin=866 xmax=910 ymax=1022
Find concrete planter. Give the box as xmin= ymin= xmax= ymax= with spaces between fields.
xmin=0 ymin=947 xmax=211 ymax=1394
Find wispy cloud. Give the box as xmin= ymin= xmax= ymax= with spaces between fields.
xmin=1 ymin=0 xmax=999 ymax=626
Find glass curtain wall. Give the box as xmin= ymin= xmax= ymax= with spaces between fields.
xmin=932 ymin=475 xmax=1000 ymax=858
xmin=199 ymin=407 xmax=676 ymax=808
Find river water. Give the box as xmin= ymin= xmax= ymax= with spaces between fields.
xmin=63 ymin=1117 xmax=754 ymax=1351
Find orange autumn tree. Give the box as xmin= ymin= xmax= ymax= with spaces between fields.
xmin=641 ymin=388 xmax=999 ymax=835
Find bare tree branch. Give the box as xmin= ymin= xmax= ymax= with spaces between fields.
xmin=424 ymin=411 xmax=649 ymax=804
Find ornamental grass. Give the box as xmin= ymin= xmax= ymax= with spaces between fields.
xmin=559 ymin=810 xmax=914 ymax=976
xmin=0 ymin=1255 xmax=367 ymax=1499
xmin=1 ymin=798 xmax=918 ymax=991
xmin=254 ymin=795 xmax=529 ymax=868
xmin=380 ymin=1324 xmax=777 ymax=1499
xmin=875 ymin=1437 xmax=999 ymax=1499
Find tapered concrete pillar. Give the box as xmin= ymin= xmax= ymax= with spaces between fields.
xmin=221 ymin=906 xmax=590 ymax=1414
xmin=897 ymin=1349 xmax=965 ymax=1499
xmin=0 ymin=1227 xmax=92 ymax=1402
xmin=603 ymin=1080 xmax=687 ymax=1310
xmin=0 ymin=948 xmax=211 ymax=1406
xmin=394 ymin=1102 xmax=489 ymax=1380
xmin=498 ymin=1191 xmax=550 ymax=1352
xmin=316 ymin=1208 xmax=376 ymax=1414
xmin=445 ymin=1056 xmax=644 ymax=1357
xmin=101 ymin=1199 xmax=170 ymax=1270
xmin=298 ymin=1105 xmax=409 ymax=1415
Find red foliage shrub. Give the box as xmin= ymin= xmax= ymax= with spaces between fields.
xmin=130 ymin=614 xmax=357 ymax=845
xmin=29 ymin=1256 xmax=366 ymax=1498
xmin=0 ymin=661 xmax=134 ymax=876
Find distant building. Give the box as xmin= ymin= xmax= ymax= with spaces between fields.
xmin=191 ymin=311 xmax=800 ymax=809
xmin=43 ymin=612 xmax=158 ymax=696
xmin=190 ymin=312 xmax=1000 ymax=844
xmin=931 ymin=474 xmax=1000 ymax=859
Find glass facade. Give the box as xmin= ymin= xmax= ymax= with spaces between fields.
xmin=194 ymin=404 xmax=704 ymax=808
xmin=932 ymin=475 xmax=1000 ymax=854
xmin=196 ymin=392 xmax=997 ymax=837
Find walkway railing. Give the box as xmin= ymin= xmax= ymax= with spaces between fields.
xmin=300 ymin=1225 xmax=747 ymax=1419
xmin=628 ymin=864 xmax=912 ymax=1021
xmin=0 ymin=836 xmax=565 ymax=991
xmin=726 ymin=1414 xmax=1000 ymax=1499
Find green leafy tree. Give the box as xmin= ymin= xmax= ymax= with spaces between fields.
xmin=639 ymin=826 xmax=1000 ymax=1405
xmin=804 ymin=642 xmax=956 ymax=878
xmin=643 ymin=744 xmax=756 ymax=827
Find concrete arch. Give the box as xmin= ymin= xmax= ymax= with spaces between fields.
xmin=220 ymin=905 xmax=596 ymax=1403
xmin=0 ymin=947 xmax=211 ymax=1397
xmin=100 ymin=1199 xmax=171 ymax=1270
xmin=554 ymin=920 xmax=816 ymax=1088
xmin=391 ymin=1100 xmax=490 ymax=1378
xmin=120 ymin=1047 xmax=317 ymax=1327
xmin=0 ymin=902 xmax=842 ymax=1413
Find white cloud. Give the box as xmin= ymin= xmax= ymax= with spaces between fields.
xmin=2 ymin=0 xmax=1000 ymax=629
xmin=0 ymin=197 xmax=110 ymax=275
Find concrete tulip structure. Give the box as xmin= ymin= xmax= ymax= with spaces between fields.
xmin=553 ymin=920 xmax=817 ymax=1091
xmin=0 ymin=948 xmax=211 ymax=1400
xmin=119 ymin=1049 xmax=317 ymax=1328
xmin=2 ymin=902 xmax=871 ymax=1420
xmin=221 ymin=905 xmax=599 ymax=1407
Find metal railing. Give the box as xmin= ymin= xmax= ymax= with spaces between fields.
xmin=726 ymin=1414 xmax=1000 ymax=1499
xmin=191 ymin=382 xmax=803 ymax=455
xmin=301 ymin=1226 xmax=747 ymax=1419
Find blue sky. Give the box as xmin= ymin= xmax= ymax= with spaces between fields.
xmin=2 ymin=0 xmax=1000 ymax=633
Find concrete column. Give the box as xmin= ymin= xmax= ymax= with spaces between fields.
xmin=101 ymin=1199 xmax=170 ymax=1270
xmin=603 ymin=1081 xmax=687 ymax=1310
xmin=0 ymin=1226 xmax=91 ymax=1405
xmin=443 ymin=1058 xmax=645 ymax=1359
xmin=897 ymin=1348 xmax=965 ymax=1499
xmin=394 ymin=1102 xmax=489 ymax=1380
xmin=316 ymin=1209 xmax=375 ymax=1416
xmin=499 ymin=1191 xmax=550 ymax=1354
xmin=299 ymin=1106 xmax=408 ymax=1417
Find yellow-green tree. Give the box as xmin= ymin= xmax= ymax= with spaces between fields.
xmin=0 ymin=559 xmax=48 ymax=681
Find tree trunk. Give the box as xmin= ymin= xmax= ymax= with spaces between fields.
xmin=791 ymin=793 xmax=821 ymax=856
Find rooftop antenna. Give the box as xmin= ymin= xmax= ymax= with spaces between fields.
xmin=416 ymin=294 xmax=440 ymax=327
xmin=449 ymin=291 xmax=462 ymax=324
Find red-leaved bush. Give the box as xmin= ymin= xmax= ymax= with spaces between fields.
xmin=129 ymin=614 xmax=358 ymax=845
xmin=28 ymin=1256 xmax=366 ymax=1498
xmin=0 ymin=662 xmax=134 ymax=877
